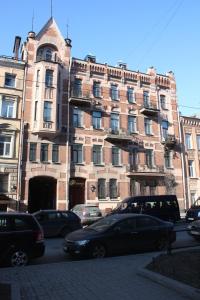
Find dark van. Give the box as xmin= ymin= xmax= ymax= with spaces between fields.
xmin=111 ymin=195 xmax=180 ymax=222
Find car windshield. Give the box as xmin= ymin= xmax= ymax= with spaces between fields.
xmin=87 ymin=217 xmax=118 ymax=232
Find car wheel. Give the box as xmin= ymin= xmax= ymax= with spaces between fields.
xmin=155 ymin=238 xmax=168 ymax=251
xmin=90 ymin=243 xmax=106 ymax=258
xmin=9 ymin=250 xmax=28 ymax=267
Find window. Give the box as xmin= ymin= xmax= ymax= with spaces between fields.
xmin=160 ymin=95 xmax=167 ymax=109
xmin=127 ymin=87 xmax=134 ymax=103
xmin=92 ymin=111 xmax=102 ymax=129
xmin=0 ymin=134 xmax=12 ymax=157
xmin=45 ymin=70 xmax=53 ymax=87
xmin=5 ymin=73 xmax=16 ymax=87
xmin=41 ymin=143 xmax=48 ymax=162
xmin=129 ymin=150 xmax=137 ymax=170
xmin=143 ymin=91 xmax=149 ymax=107
xmin=164 ymin=150 xmax=172 ymax=168
xmin=111 ymin=113 xmax=119 ymax=132
xmin=190 ymin=191 xmax=196 ymax=205
xmin=93 ymin=145 xmax=102 ymax=165
xmin=34 ymin=101 xmax=38 ymax=121
xmin=188 ymin=160 xmax=195 ymax=177
xmin=43 ymin=101 xmax=52 ymax=122
xmin=162 ymin=120 xmax=169 ymax=139
xmin=146 ymin=149 xmax=154 ymax=168
xmin=1 ymin=96 xmax=15 ymax=118
xmin=144 ymin=118 xmax=152 ymax=135
xmin=128 ymin=116 xmax=137 ymax=133
xmin=110 ymin=84 xmax=119 ymax=101
xmin=112 ymin=146 xmax=120 ymax=166
xmin=185 ymin=133 xmax=192 ymax=149
xmin=29 ymin=143 xmax=37 ymax=161
xmin=93 ymin=82 xmax=101 ymax=98
xmin=45 ymin=49 xmax=52 ymax=61
xmin=73 ymin=108 xmax=83 ymax=127
xmin=130 ymin=179 xmax=136 ymax=196
xmin=72 ymin=144 xmax=83 ymax=164
xmin=0 ymin=174 xmax=9 ymax=193
xmin=52 ymin=144 xmax=59 ymax=163
xmin=0 ymin=216 xmax=9 ymax=231
xmin=196 ymin=135 xmax=200 ymax=150
xmin=109 ymin=179 xmax=118 ymax=199
xmin=98 ymin=178 xmax=106 ymax=199
xmin=73 ymin=78 xmax=82 ymax=98
xmin=36 ymin=70 xmax=40 ymax=86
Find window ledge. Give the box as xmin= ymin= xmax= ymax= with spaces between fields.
xmin=30 ymin=161 xmax=38 ymax=163
xmin=93 ymin=164 xmax=105 ymax=167
xmin=52 ymin=162 xmax=61 ymax=165
xmin=112 ymin=165 xmax=123 ymax=168
xmin=41 ymin=161 xmax=51 ymax=164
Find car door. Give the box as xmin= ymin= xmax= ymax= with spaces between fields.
xmin=0 ymin=215 xmax=13 ymax=262
xmin=133 ymin=216 xmax=162 ymax=251
xmin=43 ymin=212 xmax=63 ymax=237
xmin=107 ymin=218 xmax=137 ymax=254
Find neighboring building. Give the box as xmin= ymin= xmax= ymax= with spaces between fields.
xmin=6 ymin=18 xmax=184 ymax=214
xmin=180 ymin=115 xmax=200 ymax=209
xmin=0 ymin=37 xmax=25 ymax=211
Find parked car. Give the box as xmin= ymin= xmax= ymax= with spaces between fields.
xmin=187 ymin=220 xmax=200 ymax=241
xmin=110 ymin=195 xmax=180 ymax=223
xmin=71 ymin=204 xmax=102 ymax=226
xmin=0 ymin=212 xmax=45 ymax=267
xmin=33 ymin=210 xmax=82 ymax=237
xmin=185 ymin=198 xmax=200 ymax=222
xmin=63 ymin=213 xmax=176 ymax=259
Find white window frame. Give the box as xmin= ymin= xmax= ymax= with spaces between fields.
xmin=0 ymin=132 xmax=14 ymax=158
xmin=0 ymin=95 xmax=17 ymax=118
xmin=188 ymin=160 xmax=195 ymax=177
xmin=185 ymin=133 xmax=192 ymax=149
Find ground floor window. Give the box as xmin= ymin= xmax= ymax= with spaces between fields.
xmin=0 ymin=174 xmax=9 ymax=193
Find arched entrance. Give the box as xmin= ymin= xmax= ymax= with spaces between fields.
xmin=69 ymin=177 xmax=85 ymax=209
xmin=28 ymin=176 xmax=57 ymax=213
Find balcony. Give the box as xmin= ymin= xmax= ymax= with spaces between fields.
xmin=126 ymin=165 xmax=165 ymax=178
xmin=69 ymin=89 xmax=91 ymax=107
xmin=36 ymin=54 xmax=62 ymax=64
xmin=140 ymin=102 xmax=160 ymax=116
xmin=162 ymin=134 xmax=177 ymax=148
xmin=105 ymin=129 xmax=132 ymax=143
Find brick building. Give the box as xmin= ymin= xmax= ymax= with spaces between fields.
xmin=180 ymin=115 xmax=200 ymax=209
xmin=0 ymin=37 xmax=25 ymax=210
xmin=7 ymin=18 xmax=185 ymax=213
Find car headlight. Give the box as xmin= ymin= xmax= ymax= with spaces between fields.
xmin=75 ymin=240 xmax=89 ymax=246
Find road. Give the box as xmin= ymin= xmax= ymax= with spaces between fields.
xmin=31 ymin=221 xmax=200 ymax=266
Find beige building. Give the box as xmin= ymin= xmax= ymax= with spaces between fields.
xmin=180 ymin=115 xmax=200 ymax=208
xmin=0 ymin=37 xmax=25 ymax=211
xmin=15 ymin=18 xmax=184 ymax=213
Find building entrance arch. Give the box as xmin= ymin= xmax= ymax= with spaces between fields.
xmin=28 ymin=176 xmax=57 ymax=213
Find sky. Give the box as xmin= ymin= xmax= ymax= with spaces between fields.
xmin=0 ymin=0 xmax=200 ymax=117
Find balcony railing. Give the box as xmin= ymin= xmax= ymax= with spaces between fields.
xmin=162 ymin=134 xmax=176 ymax=147
xmin=140 ymin=102 xmax=160 ymax=116
xmin=126 ymin=165 xmax=165 ymax=176
xmin=36 ymin=54 xmax=62 ymax=64
xmin=69 ymin=89 xmax=91 ymax=106
xmin=105 ymin=128 xmax=132 ymax=143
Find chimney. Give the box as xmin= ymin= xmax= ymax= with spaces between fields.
xmin=13 ymin=36 xmax=21 ymax=60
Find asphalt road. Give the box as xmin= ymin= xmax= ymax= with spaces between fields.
xmin=31 ymin=221 xmax=200 ymax=266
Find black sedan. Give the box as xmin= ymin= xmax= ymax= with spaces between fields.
xmin=187 ymin=220 xmax=200 ymax=241
xmin=33 ymin=210 xmax=82 ymax=237
xmin=63 ymin=213 xmax=176 ymax=258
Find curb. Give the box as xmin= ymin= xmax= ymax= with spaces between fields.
xmin=137 ymin=265 xmax=200 ymax=300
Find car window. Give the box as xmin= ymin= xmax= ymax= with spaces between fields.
xmin=14 ymin=218 xmax=31 ymax=230
xmin=88 ymin=217 xmax=118 ymax=232
xmin=35 ymin=213 xmax=46 ymax=221
xmin=114 ymin=218 xmax=136 ymax=232
xmin=136 ymin=217 xmax=160 ymax=229
xmin=0 ymin=216 xmax=10 ymax=231
xmin=48 ymin=212 xmax=61 ymax=220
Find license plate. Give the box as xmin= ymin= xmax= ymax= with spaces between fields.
xmin=191 ymin=230 xmax=200 ymax=235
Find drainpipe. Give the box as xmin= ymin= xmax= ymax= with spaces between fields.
xmin=177 ymin=110 xmax=187 ymax=212
xmin=66 ymin=57 xmax=72 ymax=209
xmin=16 ymin=61 xmax=27 ymax=211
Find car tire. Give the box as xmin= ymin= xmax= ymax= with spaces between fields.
xmin=90 ymin=243 xmax=106 ymax=258
xmin=9 ymin=250 xmax=29 ymax=267
xmin=155 ymin=238 xmax=168 ymax=251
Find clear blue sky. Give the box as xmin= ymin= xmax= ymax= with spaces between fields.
xmin=0 ymin=0 xmax=199 ymax=116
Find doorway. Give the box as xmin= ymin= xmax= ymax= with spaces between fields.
xmin=28 ymin=176 xmax=57 ymax=213
xmin=69 ymin=177 xmax=85 ymax=209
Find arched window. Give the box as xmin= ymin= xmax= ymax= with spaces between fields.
xmin=45 ymin=49 xmax=52 ymax=61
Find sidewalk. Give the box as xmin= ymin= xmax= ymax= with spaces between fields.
xmin=0 ymin=252 xmax=191 ymax=300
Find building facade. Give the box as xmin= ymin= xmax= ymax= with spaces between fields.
xmin=0 ymin=37 xmax=25 ymax=211
xmin=2 ymin=18 xmax=184 ymax=213
xmin=180 ymin=115 xmax=200 ymax=209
